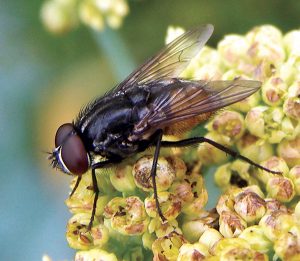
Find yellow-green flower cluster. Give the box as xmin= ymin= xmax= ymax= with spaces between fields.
xmin=214 ymin=186 xmax=300 ymax=260
xmin=40 ymin=0 xmax=129 ymax=34
xmin=66 ymin=151 xmax=211 ymax=260
xmin=64 ymin=25 xmax=300 ymax=260
xmin=190 ymin=24 xmax=300 ymax=260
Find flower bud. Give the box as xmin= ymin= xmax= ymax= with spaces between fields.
xmin=283 ymin=97 xmax=300 ymax=121
xmin=242 ymin=185 xmax=265 ymax=199
xmin=246 ymin=25 xmax=285 ymax=66
xmin=148 ymin=218 xmax=181 ymax=238
xmin=193 ymin=64 xmax=223 ymax=81
xmin=79 ymin=0 xmax=104 ymax=31
xmin=182 ymin=210 xmax=219 ymax=243
xmin=75 ymin=249 xmax=118 ymax=261
xmin=295 ymin=200 xmax=300 ymax=219
xmin=199 ymin=228 xmax=223 ymax=252
xmin=218 ymin=34 xmax=250 ymax=69
xmin=103 ymin=217 xmax=127 ymax=244
xmin=183 ymin=46 xmax=222 ymax=80
xmin=66 ymin=213 xmax=108 ymax=250
xmin=197 ymin=132 xmax=231 ymax=165
xmin=261 ymin=76 xmax=287 ymax=106
xmin=254 ymin=61 xmax=276 ymax=82
xmin=216 ymin=193 xmax=235 ymax=214
xmin=266 ymin=175 xmax=295 ymax=202
xmin=166 ymin=156 xmax=187 ymax=180
xmin=65 ymin=174 xmax=110 ymax=216
xmin=104 ymin=196 xmax=149 ymax=235
xmin=273 ymin=226 xmax=300 ymax=260
xmin=152 ymin=231 xmax=187 ymax=261
xmin=145 ymin=191 xmax=181 ymax=221
xmin=40 ymin=0 xmax=78 ymax=34
xmin=214 ymin=237 xmax=267 ymax=260
xmin=287 ymin=80 xmax=300 ymax=97
xmin=283 ymin=81 xmax=300 ymax=120
xmin=264 ymin=198 xmax=288 ymax=214
xmin=221 ymin=245 xmax=267 ymax=260
xmin=259 ymin=211 xmax=296 ymax=241
xmin=170 ymin=180 xmax=194 ymax=204
xmin=179 ymin=173 xmax=208 ymax=216
xmin=284 ymin=29 xmax=300 ymax=57
xmin=245 ymin=106 xmax=267 ymax=138
xmin=236 ymin=133 xmax=274 ymax=163
xmin=177 ymin=242 xmax=209 ymax=260
xmin=246 ymin=106 xmax=294 ymax=143
xmin=277 ymin=136 xmax=300 ymax=167
xmin=106 ymin=14 xmax=122 ymax=29
xmin=214 ymin=163 xmax=232 ymax=190
xmin=219 ymin=211 xmax=247 ymax=238
xmin=288 ymin=165 xmax=300 ymax=195
xmin=95 ymin=168 xmax=116 ymax=194
xmin=257 ymin=156 xmax=289 ymax=182
xmin=239 ymin=225 xmax=272 ymax=253
xmin=197 ymin=46 xmax=221 ymax=67
xmin=267 ymin=156 xmax=290 ymax=175
xmin=234 ymin=191 xmax=266 ymax=224
xmin=214 ymin=238 xmax=249 ymax=254
xmin=78 ymin=0 xmax=129 ymax=31
xmin=132 ymin=156 xmax=175 ymax=192
xmin=110 ymin=164 xmax=136 ymax=193
xmin=206 ymin=110 xmax=245 ymax=144
xmin=278 ymin=57 xmax=297 ymax=85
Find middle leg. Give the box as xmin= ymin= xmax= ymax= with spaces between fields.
xmin=150 ymin=129 xmax=167 ymax=223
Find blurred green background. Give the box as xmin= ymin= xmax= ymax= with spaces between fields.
xmin=1 ymin=0 xmax=300 ymax=260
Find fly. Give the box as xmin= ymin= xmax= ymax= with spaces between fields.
xmin=49 ymin=24 xmax=279 ymax=230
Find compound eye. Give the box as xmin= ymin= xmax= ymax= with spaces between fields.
xmin=55 ymin=123 xmax=74 ymax=147
xmin=61 ymin=133 xmax=89 ymax=175
xmin=54 ymin=123 xmax=89 ymax=175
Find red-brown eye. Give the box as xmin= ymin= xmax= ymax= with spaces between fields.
xmin=55 ymin=123 xmax=74 ymax=147
xmin=55 ymin=123 xmax=89 ymax=175
xmin=61 ymin=134 xmax=89 ymax=175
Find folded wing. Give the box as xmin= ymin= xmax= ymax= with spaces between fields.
xmin=133 ymin=79 xmax=260 ymax=136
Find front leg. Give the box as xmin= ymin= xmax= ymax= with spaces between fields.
xmin=70 ymin=176 xmax=82 ymax=197
xmin=88 ymin=158 xmax=121 ymax=230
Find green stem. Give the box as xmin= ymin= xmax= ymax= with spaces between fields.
xmin=92 ymin=28 xmax=136 ymax=82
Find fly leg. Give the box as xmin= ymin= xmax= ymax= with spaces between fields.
xmin=88 ymin=167 xmax=99 ymax=231
xmin=70 ymin=176 xmax=82 ymax=197
xmin=88 ymin=158 xmax=121 ymax=230
xmin=161 ymin=137 xmax=280 ymax=174
xmin=151 ymin=129 xmax=167 ymax=223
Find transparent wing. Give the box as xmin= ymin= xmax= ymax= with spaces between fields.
xmin=114 ymin=24 xmax=214 ymax=93
xmin=133 ymin=80 xmax=261 ymax=135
